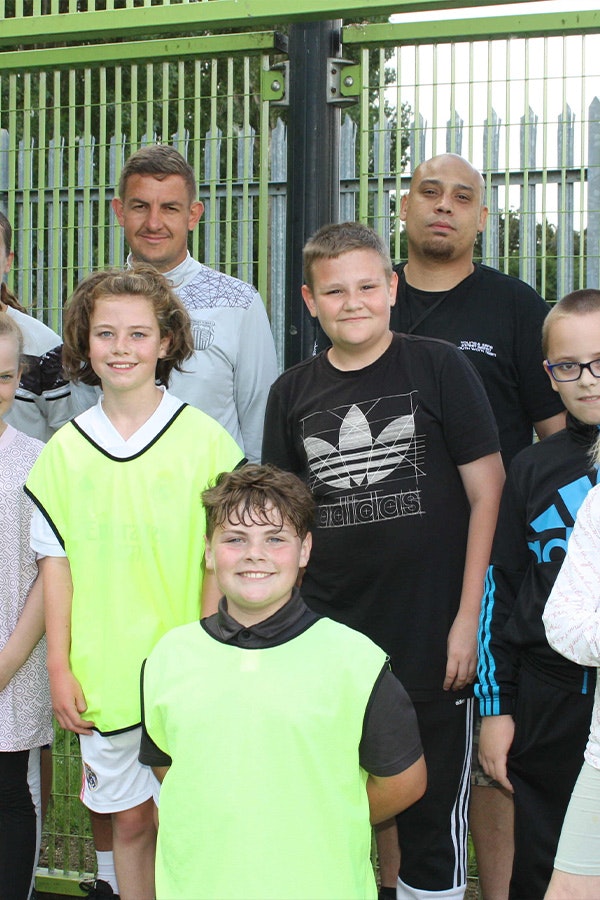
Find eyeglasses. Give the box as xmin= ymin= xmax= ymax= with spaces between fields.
xmin=546 ymin=359 xmax=600 ymax=382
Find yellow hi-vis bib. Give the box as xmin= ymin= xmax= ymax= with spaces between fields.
xmin=26 ymin=405 xmax=241 ymax=733
xmin=143 ymin=617 xmax=386 ymax=900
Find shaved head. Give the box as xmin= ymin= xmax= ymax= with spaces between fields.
xmin=400 ymin=154 xmax=488 ymax=270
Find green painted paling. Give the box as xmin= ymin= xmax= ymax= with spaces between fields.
xmin=0 ymin=32 xmax=283 ymax=73
xmin=0 ymin=43 xmax=274 ymax=314
xmin=0 ymin=0 xmax=547 ymax=48
xmin=343 ymin=8 xmax=600 ymax=46
xmin=1 ymin=4 xmax=598 ymax=890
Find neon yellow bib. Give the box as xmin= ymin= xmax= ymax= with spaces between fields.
xmin=144 ymin=617 xmax=385 ymax=899
xmin=27 ymin=406 xmax=241 ymax=732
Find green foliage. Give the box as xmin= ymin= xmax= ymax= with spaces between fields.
xmin=474 ymin=209 xmax=583 ymax=301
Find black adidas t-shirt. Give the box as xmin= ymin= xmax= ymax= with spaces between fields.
xmin=391 ymin=263 xmax=564 ymax=468
xmin=263 ymin=333 xmax=500 ymax=700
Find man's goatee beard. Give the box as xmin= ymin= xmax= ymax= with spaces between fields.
xmin=420 ymin=240 xmax=456 ymax=261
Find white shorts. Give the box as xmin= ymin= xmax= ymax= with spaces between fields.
xmin=79 ymin=727 xmax=159 ymax=814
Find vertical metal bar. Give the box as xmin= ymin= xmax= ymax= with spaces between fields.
xmin=411 ymin=47 xmax=422 ymax=167
xmin=374 ymin=47 xmax=389 ymax=236
xmin=49 ymin=70 xmax=62 ymax=317
xmin=557 ymin=105 xmax=574 ymax=298
xmin=225 ymin=55 xmax=234 ymax=275
xmin=21 ymin=72 xmax=32 ymax=313
xmin=191 ymin=59 xmax=202 ymax=263
xmin=358 ymin=46 xmax=370 ymax=222
xmin=467 ymin=42 xmax=474 ymax=163
xmin=269 ymin=115 xmax=286 ymax=369
xmin=130 ymin=65 xmax=139 ymax=152
xmin=519 ymin=106 xmax=537 ymax=288
xmin=577 ymin=37 xmax=587 ymax=290
xmin=587 ymin=97 xmax=600 ymax=289
xmin=111 ymin=66 xmax=124 ymax=266
xmin=144 ymin=62 xmax=154 ymax=144
xmin=285 ymin=20 xmax=342 ymax=365
xmin=64 ymin=69 xmax=77 ymax=300
xmin=161 ymin=61 xmax=169 ymax=144
xmin=256 ymin=53 xmax=269 ymax=303
xmin=431 ymin=45 xmax=438 ymax=157
xmin=503 ymin=40 xmax=512 ymax=276
xmin=37 ymin=73 xmax=47 ymax=320
xmin=80 ymin=67 xmax=93 ymax=281
xmin=393 ymin=44 xmax=403 ymax=262
xmin=340 ymin=113 xmax=356 ymax=224
xmin=539 ymin=36 xmax=550 ymax=297
xmin=204 ymin=59 xmax=220 ymax=268
xmin=97 ymin=67 xmax=107 ymax=270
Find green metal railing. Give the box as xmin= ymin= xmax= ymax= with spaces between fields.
xmin=2 ymin=2 xmax=600 ymax=892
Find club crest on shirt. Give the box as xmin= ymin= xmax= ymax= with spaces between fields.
xmin=83 ymin=762 xmax=99 ymax=791
xmin=191 ymin=320 xmax=215 ymax=351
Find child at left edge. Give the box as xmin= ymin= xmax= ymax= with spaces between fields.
xmin=0 ymin=311 xmax=52 ymax=900
xmin=25 ymin=266 xmax=244 ymax=900
xmin=140 ymin=463 xmax=426 ymax=900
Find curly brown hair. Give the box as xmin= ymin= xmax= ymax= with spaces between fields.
xmin=62 ymin=264 xmax=194 ymax=386
xmin=202 ymin=464 xmax=315 ymax=540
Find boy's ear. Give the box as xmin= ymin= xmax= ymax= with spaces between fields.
xmin=299 ymin=531 xmax=312 ymax=569
xmin=204 ymin=535 xmax=214 ymax=571
xmin=543 ymin=360 xmax=560 ymax=394
xmin=301 ymin=284 xmax=318 ymax=319
xmin=389 ymin=270 xmax=398 ymax=306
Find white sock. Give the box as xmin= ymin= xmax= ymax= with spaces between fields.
xmin=96 ymin=850 xmax=119 ymax=893
xmin=397 ymin=876 xmax=467 ymax=900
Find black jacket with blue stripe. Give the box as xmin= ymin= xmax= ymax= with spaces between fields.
xmin=476 ymin=413 xmax=598 ymax=717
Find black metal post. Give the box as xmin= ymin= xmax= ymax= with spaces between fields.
xmin=285 ymin=19 xmax=342 ymax=367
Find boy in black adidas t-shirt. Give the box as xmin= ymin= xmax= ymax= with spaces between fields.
xmin=262 ymin=222 xmax=505 ymax=900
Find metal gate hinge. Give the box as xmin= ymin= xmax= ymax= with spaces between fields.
xmin=262 ymin=62 xmax=289 ymax=106
xmin=327 ymin=58 xmax=360 ymax=106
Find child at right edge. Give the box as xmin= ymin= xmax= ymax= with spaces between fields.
xmin=477 ymin=289 xmax=600 ymax=899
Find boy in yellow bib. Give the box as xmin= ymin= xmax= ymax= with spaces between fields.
xmin=141 ymin=464 xmax=426 ymax=900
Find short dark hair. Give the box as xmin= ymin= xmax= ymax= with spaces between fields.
xmin=202 ymin=464 xmax=315 ymax=540
xmin=543 ymin=289 xmax=600 ymax=357
xmin=303 ymin=221 xmax=393 ymax=291
xmin=118 ymin=145 xmax=197 ymax=202
xmin=62 ymin=264 xmax=194 ymax=386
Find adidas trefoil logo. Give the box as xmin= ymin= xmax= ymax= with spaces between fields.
xmin=304 ymin=404 xmax=415 ymax=489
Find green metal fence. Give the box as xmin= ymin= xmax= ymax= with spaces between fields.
xmin=0 ymin=32 xmax=281 ymax=333
xmin=2 ymin=1 xmax=600 ymax=892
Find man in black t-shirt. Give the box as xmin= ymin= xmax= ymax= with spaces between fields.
xmin=394 ymin=154 xmax=565 ymax=900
